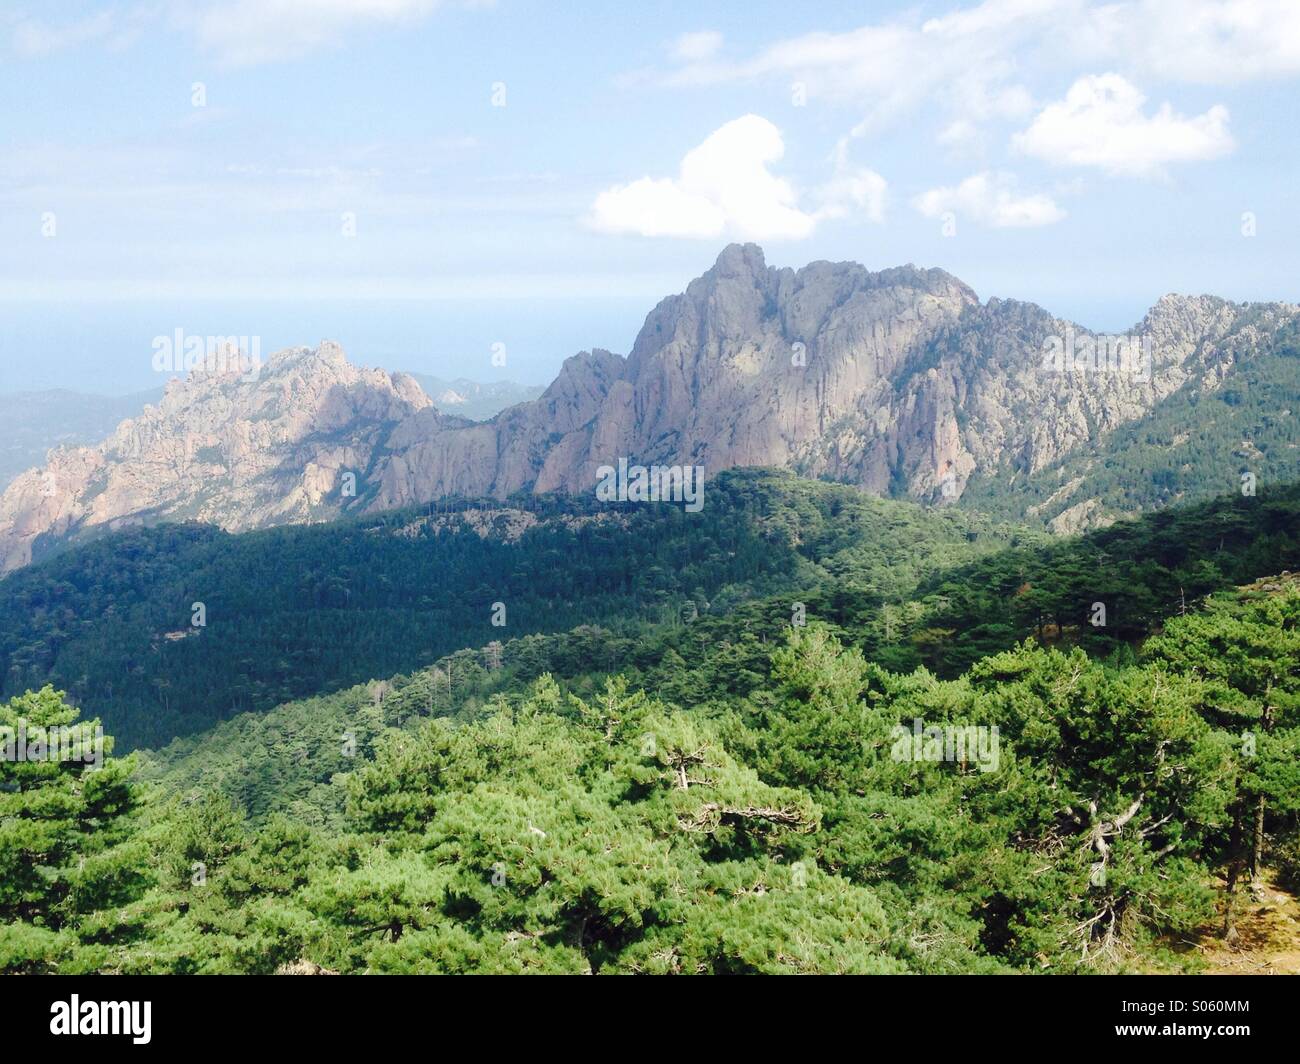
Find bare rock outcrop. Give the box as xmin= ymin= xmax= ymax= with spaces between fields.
xmin=0 ymin=343 xmax=433 ymax=570
xmin=2 ymin=245 xmax=1294 ymax=571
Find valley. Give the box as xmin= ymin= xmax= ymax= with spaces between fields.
xmin=2 ymin=250 xmax=1296 ymax=978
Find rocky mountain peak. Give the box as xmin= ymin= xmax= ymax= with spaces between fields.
xmin=0 ymin=343 xmax=431 ymax=571
xmin=707 ymin=241 xmax=769 ymax=282
xmin=1 ymin=248 xmax=1294 ymax=573
xmin=542 ymin=348 xmax=628 ymax=401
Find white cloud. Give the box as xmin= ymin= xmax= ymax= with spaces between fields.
xmin=1086 ymin=1 xmax=1300 ymax=85
xmin=589 ymin=177 xmax=729 ymax=240
xmin=190 ymin=0 xmax=448 ymax=66
xmin=654 ymin=0 xmax=1300 ymax=144
xmin=656 ymin=0 xmax=1064 ymax=138
xmin=671 ymin=31 xmax=723 ymax=63
xmin=1014 ymin=73 xmax=1234 ymax=176
xmin=937 ymin=119 xmax=984 ymax=156
xmin=8 ymin=0 xmax=493 ymax=66
xmin=587 ymin=115 xmax=886 ymax=240
xmin=913 ymin=171 xmax=1065 ymax=227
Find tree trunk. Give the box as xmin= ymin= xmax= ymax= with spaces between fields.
xmin=1223 ymin=805 xmax=1244 ymax=942
xmin=1250 ymin=793 xmax=1267 ymax=900
xmin=1250 ymin=700 xmax=1275 ymax=900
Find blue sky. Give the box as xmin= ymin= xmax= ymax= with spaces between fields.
xmin=1 ymin=0 xmax=1298 ymax=393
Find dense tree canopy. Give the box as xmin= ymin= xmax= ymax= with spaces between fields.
xmin=0 ymin=470 xmax=1027 ymax=749
xmin=7 ymin=569 xmax=1298 ymax=974
xmin=4 ymin=470 xmax=1298 ymax=974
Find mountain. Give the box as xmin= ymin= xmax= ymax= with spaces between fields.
xmin=2 ymin=244 xmax=1296 ymax=572
xmin=369 ymin=245 xmax=1298 ymax=516
xmin=959 ymin=306 xmax=1300 ymax=530
xmin=407 ymin=373 xmax=545 ymax=421
xmin=0 ymin=343 xmax=435 ymax=571
xmin=0 ymin=387 xmax=162 ymax=490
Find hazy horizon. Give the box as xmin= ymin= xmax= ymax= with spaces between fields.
xmin=5 ymin=0 xmax=1299 ymax=393
xmin=5 ymin=247 xmax=1293 ymax=395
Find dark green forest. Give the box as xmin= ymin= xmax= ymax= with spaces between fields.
xmin=5 ymin=470 xmax=1298 ymax=752
xmin=0 ymin=471 xmax=1030 ymax=749
xmin=132 ymin=477 xmax=1300 ymax=829
xmin=4 ymin=575 xmax=1299 ymax=973
xmin=3 ymin=471 xmax=1299 ymax=974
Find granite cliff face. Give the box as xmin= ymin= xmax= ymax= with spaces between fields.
xmin=367 ymin=243 xmax=1294 ymax=512
xmin=370 ymin=244 xmax=984 ymax=506
xmin=1 ymin=244 xmax=1294 ymax=571
xmin=0 ymin=343 xmax=433 ymax=570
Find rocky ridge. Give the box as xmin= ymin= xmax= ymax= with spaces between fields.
xmin=1 ymin=245 xmax=1294 ymax=572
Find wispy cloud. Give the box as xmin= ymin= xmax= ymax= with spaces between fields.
xmin=175 ymin=0 xmax=499 ymax=66
xmin=913 ymin=171 xmax=1065 ymax=228
xmin=652 ymin=0 xmax=1060 ymax=138
xmin=0 ymin=134 xmax=501 ymax=222
xmin=7 ymin=0 xmax=495 ymax=66
xmin=649 ymin=0 xmax=1300 ymax=141
xmin=669 ymin=30 xmax=723 ymax=63
xmin=8 ymin=7 xmax=144 ymax=58
xmin=187 ymin=0 xmax=449 ymax=67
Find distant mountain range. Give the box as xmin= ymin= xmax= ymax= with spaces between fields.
xmin=407 ymin=374 xmax=544 ymax=421
xmin=1 ymin=243 xmax=1296 ymax=572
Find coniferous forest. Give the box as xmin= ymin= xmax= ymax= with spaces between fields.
xmin=7 ymin=4 xmax=1300 ymax=1035
xmin=3 ymin=470 xmax=1299 ymax=976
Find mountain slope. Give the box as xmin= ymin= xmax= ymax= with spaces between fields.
xmin=372 ymin=246 xmax=1297 ymax=513
xmin=0 ymin=388 xmax=161 ymax=490
xmin=960 ymin=309 xmax=1300 ymax=529
xmin=136 ymin=482 xmax=1300 ymax=830
xmin=2 ymin=245 xmax=1296 ymax=571
xmin=370 ymin=246 xmax=983 ymax=505
xmin=0 ymin=343 xmax=435 ymax=571
xmin=0 ymin=470 xmax=1024 ymax=750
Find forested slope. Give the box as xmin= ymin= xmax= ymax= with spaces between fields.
xmin=959 ymin=313 xmax=1300 ymax=527
xmin=6 ymin=471 xmax=1299 ymax=975
xmin=8 ymin=571 xmax=1298 ymax=974
xmin=139 ymin=480 xmax=1300 ymax=830
xmin=0 ymin=470 xmax=1027 ymax=748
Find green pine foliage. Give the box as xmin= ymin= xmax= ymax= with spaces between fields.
xmin=0 ymin=470 xmax=1025 ymax=749
xmin=135 ymin=480 xmax=1300 ymax=829
xmin=0 ymin=687 xmax=143 ymax=973
xmin=5 ymin=471 xmax=1300 ymax=974
xmin=6 ymin=569 xmax=1298 ymax=974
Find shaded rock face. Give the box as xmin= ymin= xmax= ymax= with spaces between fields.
xmin=1 ymin=245 xmax=1294 ymax=571
xmin=371 ymin=244 xmax=982 ymax=508
xmin=368 ymin=244 xmax=1293 ymax=513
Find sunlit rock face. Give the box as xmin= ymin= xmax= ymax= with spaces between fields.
xmin=3 ymin=245 xmax=1292 ymax=571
